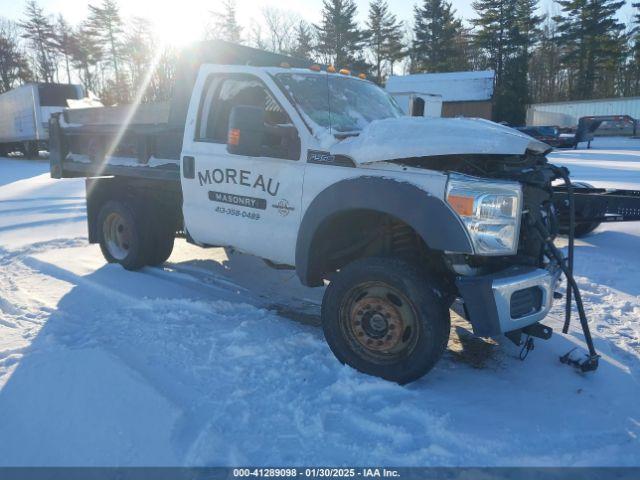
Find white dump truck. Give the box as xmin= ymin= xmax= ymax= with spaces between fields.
xmin=48 ymin=41 xmax=637 ymax=383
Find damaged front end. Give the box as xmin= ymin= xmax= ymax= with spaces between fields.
xmin=401 ymin=152 xmax=599 ymax=371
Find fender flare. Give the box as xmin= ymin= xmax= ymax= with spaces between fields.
xmin=295 ymin=176 xmax=473 ymax=286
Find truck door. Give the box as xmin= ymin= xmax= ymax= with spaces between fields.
xmin=181 ymin=72 xmax=304 ymax=266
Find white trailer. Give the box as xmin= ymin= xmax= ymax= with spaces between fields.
xmin=388 ymin=91 xmax=443 ymax=117
xmin=0 ymin=83 xmax=88 ymax=157
xmin=527 ymin=96 xmax=640 ymax=130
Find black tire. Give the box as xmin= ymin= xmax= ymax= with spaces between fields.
xmin=24 ymin=142 xmax=39 ymax=159
xmin=573 ymin=221 xmax=600 ymax=238
xmin=145 ymin=222 xmax=175 ymax=266
xmin=97 ymin=200 xmax=148 ymax=271
xmin=558 ymin=182 xmax=601 ymax=238
xmin=321 ymin=257 xmax=450 ymax=384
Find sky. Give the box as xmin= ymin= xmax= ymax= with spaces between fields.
xmin=0 ymin=0 xmax=636 ymax=48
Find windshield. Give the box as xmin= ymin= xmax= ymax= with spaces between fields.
xmin=276 ymin=73 xmax=403 ymax=134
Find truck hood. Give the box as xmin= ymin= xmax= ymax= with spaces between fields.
xmin=329 ymin=117 xmax=550 ymax=165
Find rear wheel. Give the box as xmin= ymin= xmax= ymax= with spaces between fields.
xmin=24 ymin=142 xmax=39 ymax=159
xmin=559 ymin=181 xmax=601 ymax=238
xmin=97 ymin=200 xmax=148 ymax=270
xmin=145 ymin=222 xmax=175 ymax=266
xmin=321 ymin=257 xmax=450 ymax=384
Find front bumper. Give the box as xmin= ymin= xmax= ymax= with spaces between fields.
xmin=455 ymin=265 xmax=561 ymax=337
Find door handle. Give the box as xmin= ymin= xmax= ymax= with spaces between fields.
xmin=183 ymin=156 xmax=195 ymax=179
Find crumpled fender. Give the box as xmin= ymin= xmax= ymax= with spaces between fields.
xmin=295 ymin=176 xmax=473 ymax=286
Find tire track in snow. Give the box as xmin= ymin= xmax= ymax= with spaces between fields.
xmin=0 ymin=238 xmax=89 ymax=366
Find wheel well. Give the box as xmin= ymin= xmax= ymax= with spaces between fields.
xmin=86 ymin=177 xmax=182 ymax=244
xmin=304 ymin=209 xmax=450 ymax=287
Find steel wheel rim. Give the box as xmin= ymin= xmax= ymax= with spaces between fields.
xmin=103 ymin=212 xmax=131 ymax=261
xmin=340 ymin=281 xmax=420 ymax=363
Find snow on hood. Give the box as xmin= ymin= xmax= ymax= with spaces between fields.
xmin=329 ymin=117 xmax=550 ymax=165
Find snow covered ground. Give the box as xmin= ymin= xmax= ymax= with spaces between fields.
xmin=0 ymin=137 xmax=639 ymax=466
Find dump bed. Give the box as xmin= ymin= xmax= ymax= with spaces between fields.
xmin=50 ymin=109 xmax=182 ymax=182
xmin=49 ymin=40 xmax=312 ymax=183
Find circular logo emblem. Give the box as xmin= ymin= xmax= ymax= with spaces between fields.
xmin=275 ymin=199 xmax=294 ymax=216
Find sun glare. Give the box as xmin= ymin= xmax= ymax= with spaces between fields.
xmin=150 ymin=5 xmax=204 ymax=47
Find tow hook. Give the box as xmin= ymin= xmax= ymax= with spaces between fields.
xmin=505 ymin=323 xmax=553 ymax=361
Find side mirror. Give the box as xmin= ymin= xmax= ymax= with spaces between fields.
xmin=227 ymin=105 xmax=265 ymax=157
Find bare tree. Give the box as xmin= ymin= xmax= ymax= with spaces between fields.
xmin=53 ymin=15 xmax=73 ymax=83
xmin=123 ymin=17 xmax=154 ymax=96
xmin=262 ymin=7 xmax=298 ymax=54
xmin=247 ymin=20 xmax=268 ymax=50
xmin=0 ymin=18 xmax=32 ymax=92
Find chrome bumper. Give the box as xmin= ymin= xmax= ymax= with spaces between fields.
xmin=455 ymin=265 xmax=561 ymax=337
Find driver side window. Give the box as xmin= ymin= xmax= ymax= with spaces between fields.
xmin=197 ymin=74 xmax=292 ymax=146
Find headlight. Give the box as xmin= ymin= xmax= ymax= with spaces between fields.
xmin=446 ymin=174 xmax=522 ymax=255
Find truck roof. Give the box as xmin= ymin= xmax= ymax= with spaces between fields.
xmin=169 ymin=40 xmax=313 ymax=127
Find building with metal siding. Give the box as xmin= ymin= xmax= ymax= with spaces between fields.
xmin=385 ymin=70 xmax=495 ymax=120
xmin=527 ymin=97 xmax=640 ymax=127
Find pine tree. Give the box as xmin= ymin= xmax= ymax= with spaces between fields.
xmin=553 ymin=0 xmax=625 ymax=100
xmin=364 ymin=0 xmax=405 ymax=84
xmin=291 ymin=21 xmax=315 ymax=59
xmin=208 ymin=0 xmax=243 ymax=43
xmin=87 ymin=0 xmax=123 ymax=82
xmin=69 ymin=24 xmax=102 ymax=93
xmin=0 ymin=19 xmax=32 ymax=92
xmin=413 ymin=0 xmax=468 ymax=73
xmin=315 ymin=0 xmax=364 ymax=68
xmin=386 ymin=25 xmax=407 ymax=76
xmin=53 ymin=15 xmax=73 ymax=83
xmin=472 ymin=0 xmax=543 ymax=123
xmin=629 ymin=3 xmax=640 ymax=94
xmin=529 ymin=18 xmax=564 ymax=102
xmin=472 ymin=0 xmax=516 ymax=85
xmin=19 ymin=0 xmax=56 ymax=82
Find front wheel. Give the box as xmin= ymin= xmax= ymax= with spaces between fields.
xmin=321 ymin=257 xmax=450 ymax=384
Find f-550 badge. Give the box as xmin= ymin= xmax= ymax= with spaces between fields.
xmin=307 ymin=150 xmax=335 ymax=164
